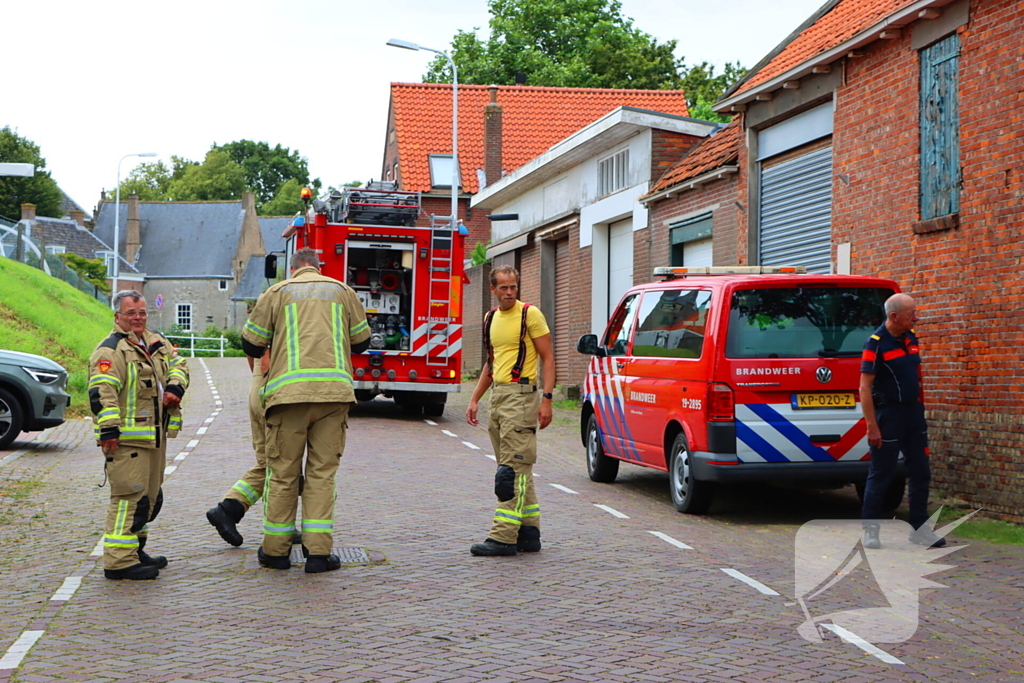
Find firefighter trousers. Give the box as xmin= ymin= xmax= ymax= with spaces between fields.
xmin=262 ymin=401 xmax=349 ymax=557
xmin=104 ymin=442 xmax=165 ymax=570
xmin=486 ymin=384 xmax=540 ymax=544
xmin=223 ymin=365 xmax=268 ymax=512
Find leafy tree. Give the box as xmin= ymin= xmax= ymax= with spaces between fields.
xmin=260 ymin=178 xmax=305 ymax=216
xmin=213 ymin=140 xmax=321 ymax=208
xmin=470 ymin=242 xmax=491 ymax=266
xmin=60 ymin=253 xmax=111 ymax=292
xmin=166 ymin=149 xmax=247 ymax=202
xmin=117 ymin=160 xmax=173 ymax=200
xmin=424 ymin=0 xmax=684 ymax=90
xmin=0 ymin=127 xmax=63 ymax=219
xmin=680 ymin=61 xmax=747 ymax=122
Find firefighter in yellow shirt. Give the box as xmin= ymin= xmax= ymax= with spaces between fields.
xmin=466 ymin=265 xmax=555 ymax=556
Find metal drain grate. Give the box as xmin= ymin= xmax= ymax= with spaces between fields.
xmin=289 ymin=546 xmax=373 ymax=564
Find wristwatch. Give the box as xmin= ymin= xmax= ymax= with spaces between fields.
xmin=542 ymin=392 xmax=553 ymax=400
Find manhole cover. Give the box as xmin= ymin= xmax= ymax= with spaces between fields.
xmin=288 ymin=546 xmax=385 ymax=565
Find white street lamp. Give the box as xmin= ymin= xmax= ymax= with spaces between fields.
xmin=387 ymin=38 xmax=459 ymax=232
xmin=112 ymin=152 xmax=156 ymax=298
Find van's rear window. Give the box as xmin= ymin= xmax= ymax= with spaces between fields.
xmin=726 ymin=287 xmax=893 ymax=359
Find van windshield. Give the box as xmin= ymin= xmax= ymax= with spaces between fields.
xmin=726 ymin=287 xmax=893 ymax=359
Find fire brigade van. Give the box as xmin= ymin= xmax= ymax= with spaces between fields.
xmin=577 ymin=266 xmax=906 ymax=514
xmin=273 ymin=182 xmax=464 ymax=416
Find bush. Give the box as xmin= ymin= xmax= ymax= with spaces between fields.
xmin=222 ymin=327 xmax=243 ymax=350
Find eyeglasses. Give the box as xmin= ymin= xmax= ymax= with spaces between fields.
xmin=118 ymin=311 xmax=148 ymax=319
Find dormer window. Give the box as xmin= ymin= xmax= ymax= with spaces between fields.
xmin=428 ymin=155 xmax=462 ymax=189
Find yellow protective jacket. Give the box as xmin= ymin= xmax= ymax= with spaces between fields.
xmin=88 ymin=327 xmax=189 ymax=447
xmin=241 ymin=266 xmax=370 ymax=411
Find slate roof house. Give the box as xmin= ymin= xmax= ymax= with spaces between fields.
xmin=231 ymin=215 xmax=294 ymax=305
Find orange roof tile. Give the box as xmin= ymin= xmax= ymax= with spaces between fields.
xmin=390 ymin=83 xmax=690 ymax=194
xmin=732 ymin=0 xmax=916 ymax=96
xmin=647 ymin=119 xmax=741 ymax=196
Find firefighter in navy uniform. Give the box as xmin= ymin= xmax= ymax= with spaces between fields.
xmin=859 ymin=292 xmax=945 ymax=550
xmin=89 ymin=290 xmax=189 ymax=580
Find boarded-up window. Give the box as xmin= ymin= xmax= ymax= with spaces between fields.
xmin=920 ymin=33 xmax=960 ymax=220
xmin=598 ymin=149 xmax=629 ymax=196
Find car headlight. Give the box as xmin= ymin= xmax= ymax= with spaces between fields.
xmin=23 ymin=367 xmax=61 ymax=385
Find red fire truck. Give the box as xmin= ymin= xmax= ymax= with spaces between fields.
xmin=277 ymin=182 xmax=464 ymax=416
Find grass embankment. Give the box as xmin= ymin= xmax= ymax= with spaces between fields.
xmin=0 ymin=258 xmax=113 ymax=418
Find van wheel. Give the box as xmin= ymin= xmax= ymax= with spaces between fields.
xmin=854 ymin=476 xmax=906 ymax=511
xmin=0 ymin=387 xmax=25 ymax=450
xmin=586 ymin=414 xmax=618 ymax=483
xmin=669 ymin=433 xmax=714 ymax=514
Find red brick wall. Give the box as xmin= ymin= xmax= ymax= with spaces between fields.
xmin=556 ymin=223 xmax=593 ymax=389
xmin=462 ymin=263 xmax=492 ymax=377
xmin=830 ymin=0 xmax=1024 ymax=520
xmin=650 ymin=130 xmax=704 ymax=183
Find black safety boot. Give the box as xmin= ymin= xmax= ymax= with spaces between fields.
xmin=137 ymin=537 xmax=168 ymax=569
xmin=470 ymin=538 xmax=517 ymax=556
xmin=104 ymin=563 xmax=159 ymax=581
xmin=517 ymin=526 xmax=541 ymax=553
xmin=909 ymin=527 xmax=947 ymax=548
xmin=207 ymin=499 xmax=245 ymax=547
xmin=863 ymin=526 xmax=882 ymax=550
xmin=257 ymin=547 xmax=291 ymax=570
xmin=305 ymin=554 xmax=342 ymax=574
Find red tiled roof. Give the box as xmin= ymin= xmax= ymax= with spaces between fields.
xmin=390 ymin=83 xmax=690 ymax=194
xmin=647 ymin=119 xmax=741 ymax=196
xmin=733 ymin=0 xmax=916 ymax=96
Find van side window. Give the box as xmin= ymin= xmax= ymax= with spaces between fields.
xmin=633 ymin=289 xmax=712 ymax=359
xmin=603 ymin=294 xmax=639 ymax=356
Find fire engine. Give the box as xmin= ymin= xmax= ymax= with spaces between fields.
xmin=275 ymin=182 xmax=464 ymax=416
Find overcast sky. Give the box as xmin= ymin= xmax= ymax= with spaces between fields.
xmin=5 ymin=0 xmax=825 ymax=215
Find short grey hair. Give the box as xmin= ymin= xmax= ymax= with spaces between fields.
xmin=884 ymin=293 xmax=912 ymax=317
xmin=113 ymin=290 xmax=145 ymax=312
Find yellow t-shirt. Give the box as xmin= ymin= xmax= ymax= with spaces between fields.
xmin=489 ymin=301 xmax=550 ymax=384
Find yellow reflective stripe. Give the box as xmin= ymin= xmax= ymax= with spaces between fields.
xmin=89 ymin=374 xmax=122 ymax=389
xmin=350 ymin=319 xmax=369 ymax=336
xmin=332 ymin=302 xmax=344 ymax=371
xmin=115 ymin=500 xmax=129 ymax=535
xmin=286 ymin=303 xmax=299 ymax=372
xmin=245 ymin=319 xmax=272 ymax=341
xmin=871 ymin=335 xmax=881 ymax=340
xmin=125 ymin=362 xmax=137 ymax=430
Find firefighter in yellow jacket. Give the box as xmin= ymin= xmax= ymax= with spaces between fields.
xmin=89 ymin=290 xmax=188 ymax=580
xmin=241 ymin=248 xmax=370 ymax=573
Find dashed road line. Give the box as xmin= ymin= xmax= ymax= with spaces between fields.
xmin=0 ymin=630 xmax=44 ymax=671
xmin=441 ymin=429 xmax=459 ymax=438
xmin=820 ymin=624 xmax=904 ymax=665
xmin=423 ymin=419 xmax=438 ymax=426
xmin=50 ymin=577 xmax=82 ymax=601
xmin=186 ymin=439 xmax=200 ymax=449
xmin=549 ymin=483 xmax=578 ymax=494
xmin=594 ymin=504 xmax=629 ymax=519
xmin=485 ymin=454 xmax=497 ymax=461
xmin=720 ymin=568 xmax=779 ymax=596
xmin=648 ymin=531 xmax=693 ymax=550
xmin=461 ymin=441 xmax=480 ymax=450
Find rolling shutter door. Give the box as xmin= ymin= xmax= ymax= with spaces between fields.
xmin=759 ymin=145 xmax=833 ymax=273
xmin=554 ymin=237 xmax=572 ymax=379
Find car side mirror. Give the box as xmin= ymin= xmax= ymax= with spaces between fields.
xmin=264 ymin=254 xmax=278 ymax=279
xmin=576 ymin=334 xmax=605 ymax=356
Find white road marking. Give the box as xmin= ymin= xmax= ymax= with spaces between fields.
xmin=461 ymin=441 xmax=480 ymax=450
xmin=196 ymin=427 xmax=208 ymax=435
xmin=549 ymin=483 xmax=578 ymax=494
xmin=174 ymin=453 xmax=187 ymax=462
xmin=648 ymin=531 xmax=693 ymax=550
xmin=50 ymin=577 xmax=82 ymax=601
xmin=441 ymin=430 xmax=458 ymax=438
xmin=186 ymin=439 xmax=200 ymax=449
xmin=204 ymin=417 xmax=214 ymax=424
xmin=215 ymin=400 xmax=223 ymax=406
xmin=164 ymin=466 xmax=177 ymax=476
xmin=720 ymin=568 xmax=779 ymax=596
xmin=485 ymin=454 xmax=497 ymax=461
xmin=594 ymin=504 xmax=629 ymax=519
xmin=90 ymin=538 xmax=103 ymax=557
xmin=423 ymin=419 xmax=437 ymax=426
xmin=0 ymin=630 xmax=45 ymax=670
xmin=820 ymin=624 xmax=905 ymax=665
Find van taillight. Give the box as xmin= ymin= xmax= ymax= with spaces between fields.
xmin=709 ymin=383 xmax=734 ymax=421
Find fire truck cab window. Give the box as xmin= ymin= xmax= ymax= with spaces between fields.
xmin=602 ymin=294 xmax=639 ymax=357
xmin=633 ymin=289 xmax=712 ymax=359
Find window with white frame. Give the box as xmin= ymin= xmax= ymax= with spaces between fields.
xmin=96 ymin=251 xmax=116 ymax=276
xmin=597 ymin=149 xmax=629 ymax=196
xmin=219 ymin=279 xmax=228 ymax=291
xmin=46 ymin=245 xmax=66 ymax=255
xmin=428 ymin=154 xmax=462 ymax=188
xmin=176 ymin=303 xmax=193 ymax=332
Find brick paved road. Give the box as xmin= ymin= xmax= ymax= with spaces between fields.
xmin=1 ymin=358 xmax=1021 ymax=682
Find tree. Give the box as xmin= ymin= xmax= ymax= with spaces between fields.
xmin=117 ymin=160 xmax=173 ymax=200
xmin=60 ymin=253 xmax=111 ymax=292
xmin=166 ymin=149 xmax=248 ymax=202
xmin=680 ymin=61 xmax=747 ymax=123
xmin=213 ymin=140 xmax=320 ymax=208
xmin=260 ymin=178 xmax=305 ymax=216
xmin=424 ymin=0 xmax=684 ymax=90
xmin=0 ymin=127 xmax=63 ymax=219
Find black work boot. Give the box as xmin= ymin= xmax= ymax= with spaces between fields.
xmin=137 ymin=537 xmax=168 ymax=569
xmin=257 ymin=547 xmax=291 ymax=570
xmin=909 ymin=526 xmax=947 ymax=548
xmin=207 ymin=499 xmax=245 ymax=547
xmin=104 ymin=563 xmax=159 ymax=581
xmin=517 ymin=526 xmax=541 ymax=553
xmin=470 ymin=538 xmax=517 ymax=556
xmin=305 ymin=554 xmax=342 ymax=574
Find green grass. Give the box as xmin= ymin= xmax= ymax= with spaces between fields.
xmin=938 ymin=506 xmax=1024 ymax=546
xmin=0 ymin=258 xmax=114 ymax=418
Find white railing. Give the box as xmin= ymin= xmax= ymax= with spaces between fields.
xmin=164 ymin=334 xmax=227 ymax=358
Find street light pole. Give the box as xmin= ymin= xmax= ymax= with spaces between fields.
xmin=386 ymin=39 xmax=459 ymax=231
xmin=112 ymin=152 xmax=156 ymax=298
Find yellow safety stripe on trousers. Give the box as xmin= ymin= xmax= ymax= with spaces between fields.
xmin=103 ymin=499 xmax=139 ymax=548
xmin=493 ymin=509 xmax=523 ymax=525
xmin=494 ymin=471 xmax=530 ymax=526
xmin=88 ymin=374 xmax=122 ymax=390
xmin=285 ymin=303 xmax=300 ymax=372
xmin=232 ymin=480 xmax=259 ymax=504
xmin=332 ymin=302 xmax=344 ymax=371
xmin=523 ymin=504 xmax=540 ymax=518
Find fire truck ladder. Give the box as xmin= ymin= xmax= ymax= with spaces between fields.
xmin=426 ymin=214 xmax=454 ymax=367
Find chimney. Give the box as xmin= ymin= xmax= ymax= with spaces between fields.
xmin=125 ymin=193 xmax=141 ymax=264
xmin=20 ymin=203 xmax=36 ymax=221
xmin=484 ymin=86 xmax=504 ymax=188
xmin=69 ymin=209 xmax=86 ymax=227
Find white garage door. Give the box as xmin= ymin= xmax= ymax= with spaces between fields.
xmin=608 ymin=218 xmax=633 ymax=317
xmin=681 ymin=237 xmax=713 ymax=267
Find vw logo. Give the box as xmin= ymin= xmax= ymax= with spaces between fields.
xmin=815 ymin=366 xmax=833 ymax=384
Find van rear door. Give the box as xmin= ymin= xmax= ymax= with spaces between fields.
xmin=722 ymin=283 xmax=896 ymax=465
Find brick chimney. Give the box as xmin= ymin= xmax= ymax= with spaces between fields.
xmin=484 ymin=86 xmax=504 ymax=187
xmin=125 ymin=193 xmax=141 ymax=264
xmin=69 ymin=209 xmax=86 ymax=227
xmin=20 ymin=203 xmax=36 ymax=221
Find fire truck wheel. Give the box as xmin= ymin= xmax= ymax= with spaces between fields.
xmin=669 ymin=432 xmax=715 ymax=514
xmin=400 ymin=403 xmax=423 ymax=416
xmin=424 ymin=403 xmax=445 ymax=417
xmin=586 ymin=414 xmax=618 ymax=483
xmin=854 ymin=475 xmax=906 ymax=512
